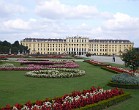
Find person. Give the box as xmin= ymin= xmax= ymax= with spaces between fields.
xmin=112 ymin=54 xmax=115 ymax=62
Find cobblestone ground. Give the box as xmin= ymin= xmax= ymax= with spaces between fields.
xmin=80 ymin=55 xmax=124 ymax=65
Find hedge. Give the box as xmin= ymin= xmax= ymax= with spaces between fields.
xmin=75 ymin=92 xmax=131 ymax=110
xmin=107 ymin=81 xmax=139 ymax=89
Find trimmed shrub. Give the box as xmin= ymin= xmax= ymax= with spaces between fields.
xmin=107 ymin=81 xmax=139 ymax=89
xmin=112 ymin=73 xmax=139 ymax=85
xmin=75 ymin=93 xmax=131 ymax=110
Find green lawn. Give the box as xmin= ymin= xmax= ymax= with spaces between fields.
xmin=0 ymin=61 xmax=139 ymax=110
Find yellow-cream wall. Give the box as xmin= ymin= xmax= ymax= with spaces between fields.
xmin=21 ymin=37 xmax=134 ymax=55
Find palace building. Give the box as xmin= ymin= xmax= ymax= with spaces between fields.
xmin=21 ymin=36 xmax=134 ymax=55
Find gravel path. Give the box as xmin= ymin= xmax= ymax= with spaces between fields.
xmin=80 ymin=55 xmax=124 ymax=65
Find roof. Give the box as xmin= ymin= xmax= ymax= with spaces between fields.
xmin=22 ymin=38 xmax=66 ymax=42
xmin=21 ymin=38 xmax=132 ymax=43
xmin=89 ymin=39 xmax=132 ymax=43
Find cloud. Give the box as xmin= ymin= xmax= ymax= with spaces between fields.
xmin=35 ymin=0 xmax=112 ymax=19
xmin=86 ymin=12 xmax=139 ymax=45
xmin=102 ymin=13 xmax=139 ymax=31
xmin=3 ymin=19 xmax=30 ymax=30
xmin=0 ymin=1 xmax=26 ymax=18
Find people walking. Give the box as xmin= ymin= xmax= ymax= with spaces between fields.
xmin=112 ymin=54 xmax=115 ymax=62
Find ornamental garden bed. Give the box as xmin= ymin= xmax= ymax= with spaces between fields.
xmin=0 ymin=56 xmax=8 ymax=60
xmin=0 ymin=63 xmax=42 ymax=71
xmin=25 ymin=68 xmax=86 ymax=78
xmin=30 ymin=54 xmax=73 ymax=59
xmin=101 ymin=65 xmax=138 ymax=75
xmin=1 ymin=61 xmax=138 ymax=110
xmin=107 ymin=73 xmax=139 ymax=89
xmin=0 ymin=60 xmax=79 ymax=71
xmin=101 ymin=66 xmax=121 ymax=74
xmin=84 ymin=60 xmax=109 ymax=66
xmin=1 ymin=86 xmax=130 ymax=110
xmin=20 ymin=60 xmax=79 ymax=68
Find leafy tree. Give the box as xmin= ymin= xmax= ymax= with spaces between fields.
xmin=0 ymin=40 xmax=29 ymax=54
xmin=12 ymin=41 xmax=20 ymax=47
xmin=121 ymin=48 xmax=139 ymax=75
xmin=11 ymin=47 xmax=18 ymax=54
xmin=2 ymin=40 xmax=11 ymax=47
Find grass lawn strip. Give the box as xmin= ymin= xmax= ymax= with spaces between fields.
xmin=0 ymin=61 xmax=138 ymax=110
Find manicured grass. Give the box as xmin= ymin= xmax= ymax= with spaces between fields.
xmin=105 ymin=89 xmax=139 ymax=110
xmin=0 ymin=61 xmax=139 ymax=110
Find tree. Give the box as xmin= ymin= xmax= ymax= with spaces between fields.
xmin=12 ymin=41 xmax=20 ymax=47
xmin=0 ymin=40 xmax=29 ymax=54
xmin=121 ymin=48 xmax=139 ymax=75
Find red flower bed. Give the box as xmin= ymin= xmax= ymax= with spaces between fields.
xmin=84 ymin=60 xmax=109 ymax=66
xmin=0 ymin=56 xmax=7 ymax=60
xmin=20 ymin=61 xmax=79 ymax=68
xmin=102 ymin=65 xmax=139 ymax=75
xmin=45 ymin=62 xmax=79 ymax=68
xmin=1 ymin=86 xmax=124 ymax=110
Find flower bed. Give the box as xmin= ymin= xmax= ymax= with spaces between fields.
xmin=0 ymin=56 xmax=8 ymax=60
xmin=1 ymin=86 xmax=130 ymax=110
xmin=20 ymin=60 xmax=79 ymax=68
xmin=112 ymin=73 xmax=139 ymax=85
xmin=31 ymin=54 xmax=73 ymax=59
xmin=108 ymin=73 xmax=139 ymax=89
xmin=0 ymin=60 xmax=79 ymax=71
xmin=0 ymin=66 xmax=42 ymax=71
xmin=25 ymin=68 xmax=85 ymax=78
xmin=101 ymin=66 xmax=122 ymax=74
xmin=16 ymin=58 xmax=28 ymax=62
xmin=0 ymin=62 xmax=43 ymax=71
xmin=44 ymin=62 xmax=79 ymax=68
xmin=101 ymin=65 xmax=139 ymax=75
xmin=84 ymin=60 xmax=109 ymax=66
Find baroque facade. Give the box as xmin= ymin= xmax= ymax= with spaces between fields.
xmin=21 ymin=36 xmax=134 ymax=55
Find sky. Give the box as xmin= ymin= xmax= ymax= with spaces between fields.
xmin=0 ymin=0 xmax=139 ymax=47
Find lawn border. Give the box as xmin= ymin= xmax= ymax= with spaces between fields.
xmin=75 ymin=92 xmax=131 ymax=110
xmin=107 ymin=81 xmax=139 ymax=89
